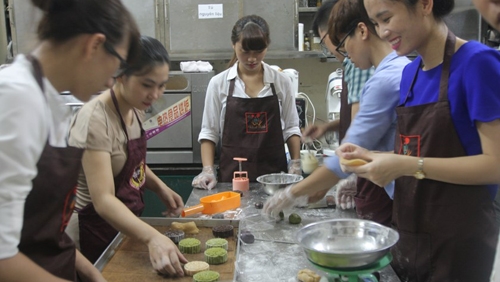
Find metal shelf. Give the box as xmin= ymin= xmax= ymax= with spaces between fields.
xmin=169 ymin=50 xmax=330 ymax=61
xmin=298 ymin=7 xmax=318 ymax=12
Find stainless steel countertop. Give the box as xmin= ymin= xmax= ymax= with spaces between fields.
xmin=185 ymin=183 xmax=401 ymax=282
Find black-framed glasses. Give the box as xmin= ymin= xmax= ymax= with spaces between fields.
xmin=335 ymin=26 xmax=356 ymax=57
xmin=103 ymin=41 xmax=128 ymax=68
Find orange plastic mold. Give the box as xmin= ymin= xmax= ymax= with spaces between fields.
xmin=181 ymin=191 xmax=241 ymax=217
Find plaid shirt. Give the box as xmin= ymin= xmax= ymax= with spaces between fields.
xmin=343 ymin=58 xmax=374 ymax=104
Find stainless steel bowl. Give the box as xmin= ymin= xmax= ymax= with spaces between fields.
xmin=256 ymin=173 xmax=303 ymax=195
xmin=296 ymin=219 xmax=399 ymax=269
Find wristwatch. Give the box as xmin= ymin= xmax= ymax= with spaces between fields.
xmin=414 ymin=157 xmax=426 ymax=180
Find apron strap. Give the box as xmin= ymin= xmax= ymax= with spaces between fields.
xmin=228 ymin=79 xmax=235 ymax=97
xmin=110 ymin=89 xmax=145 ymax=141
xmin=403 ymin=29 xmax=456 ymax=105
xmin=269 ymin=83 xmax=277 ymax=96
xmin=438 ymin=31 xmax=456 ymax=102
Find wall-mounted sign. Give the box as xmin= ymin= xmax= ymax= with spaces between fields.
xmin=198 ymin=4 xmax=223 ymax=19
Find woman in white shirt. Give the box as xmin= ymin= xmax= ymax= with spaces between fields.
xmin=192 ymin=15 xmax=302 ymax=189
xmin=0 ymin=0 xmax=140 ymax=281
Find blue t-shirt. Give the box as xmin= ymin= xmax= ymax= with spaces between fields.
xmin=400 ymin=41 xmax=500 ymax=198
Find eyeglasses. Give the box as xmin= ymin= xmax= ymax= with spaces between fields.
xmin=335 ymin=26 xmax=357 ymax=58
xmin=103 ymin=41 xmax=128 ymax=69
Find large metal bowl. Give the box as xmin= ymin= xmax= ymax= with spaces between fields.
xmin=256 ymin=173 xmax=303 ymax=195
xmin=296 ymin=219 xmax=399 ymax=269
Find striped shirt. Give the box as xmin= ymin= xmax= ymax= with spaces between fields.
xmin=343 ymin=58 xmax=375 ymax=104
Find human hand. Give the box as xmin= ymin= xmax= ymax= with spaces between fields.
xmin=262 ymin=185 xmax=308 ymax=220
xmin=302 ymin=124 xmax=327 ymax=140
xmin=335 ymin=174 xmax=357 ymax=210
xmin=157 ymin=187 xmax=184 ymax=217
xmin=336 ymin=143 xmax=370 ymax=163
xmin=148 ymin=233 xmax=188 ymax=276
xmin=336 ymin=143 xmax=401 ymax=187
xmin=191 ymin=166 xmax=217 ymax=190
xmin=288 ymin=159 xmax=302 ymax=175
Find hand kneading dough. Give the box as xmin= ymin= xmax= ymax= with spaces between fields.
xmin=171 ymin=221 xmax=200 ymax=234
xmin=297 ymin=269 xmax=321 ymax=282
xmin=339 ymin=157 xmax=368 ymax=166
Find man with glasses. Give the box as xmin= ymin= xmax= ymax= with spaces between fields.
xmin=302 ymin=0 xmax=374 ymax=209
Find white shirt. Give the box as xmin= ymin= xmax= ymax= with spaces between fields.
xmin=0 ymin=55 xmax=71 ymax=259
xmin=198 ymin=61 xmax=301 ymax=145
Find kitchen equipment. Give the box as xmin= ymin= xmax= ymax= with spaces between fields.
xmin=296 ymin=218 xmax=399 ymax=269
xmin=181 ymin=191 xmax=241 ymax=217
xmin=232 ymin=157 xmax=249 ymax=192
xmin=325 ymin=69 xmax=343 ymax=149
xmin=143 ymin=71 xmax=213 ymax=164
xmin=94 ymin=217 xmax=240 ymax=282
xmin=301 ymin=149 xmax=319 ymax=174
xmin=256 ymin=173 xmax=303 ymax=195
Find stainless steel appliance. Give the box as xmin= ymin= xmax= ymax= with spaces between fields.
xmin=144 ymin=71 xmax=213 ymax=165
xmin=59 ymin=71 xmax=213 ymax=165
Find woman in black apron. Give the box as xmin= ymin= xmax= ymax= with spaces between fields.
xmin=66 ymin=36 xmax=187 ymax=277
xmin=338 ymin=0 xmax=500 ymax=280
xmin=0 ymin=0 xmax=140 ymax=281
xmin=193 ymin=15 xmax=302 ymax=189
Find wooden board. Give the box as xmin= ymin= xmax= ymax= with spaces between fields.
xmin=101 ymin=224 xmax=238 ymax=282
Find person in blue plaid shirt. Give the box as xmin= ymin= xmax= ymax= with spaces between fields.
xmin=303 ymin=0 xmax=374 ymax=143
xmin=302 ymin=0 xmax=374 ymax=207
xmin=343 ymin=57 xmax=374 ymax=106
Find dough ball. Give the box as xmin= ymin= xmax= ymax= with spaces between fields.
xmin=171 ymin=221 xmax=200 ymax=234
xmin=288 ymin=213 xmax=302 ymax=224
xmin=297 ymin=269 xmax=321 ymax=282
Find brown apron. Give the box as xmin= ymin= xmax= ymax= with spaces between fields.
xmin=18 ymin=55 xmax=84 ymax=281
xmin=78 ymin=88 xmax=147 ymax=263
xmin=391 ymin=31 xmax=498 ymax=281
xmin=354 ymin=177 xmax=393 ymax=226
xmin=219 ymin=78 xmax=288 ymax=182
xmin=338 ymin=79 xmax=351 ymax=142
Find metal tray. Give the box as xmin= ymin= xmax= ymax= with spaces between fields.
xmin=94 ymin=217 xmax=240 ymax=281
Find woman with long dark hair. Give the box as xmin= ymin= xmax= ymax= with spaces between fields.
xmin=66 ymin=36 xmax=187 ymax=277
xmin=193 ymin=15 xmax=301 ymax=189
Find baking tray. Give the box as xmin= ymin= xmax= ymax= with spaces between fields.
xmin=94 ymin=217 xmax=240 ymax=282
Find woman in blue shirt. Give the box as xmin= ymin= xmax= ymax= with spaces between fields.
xmin=338 ymin=0 xmax=500 ymax=280
xmin=263 ymin=0 xmax=409 ymax=226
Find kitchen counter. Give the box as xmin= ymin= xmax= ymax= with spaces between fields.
xmin=185 ymin=183 xmax=401 ymax=282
